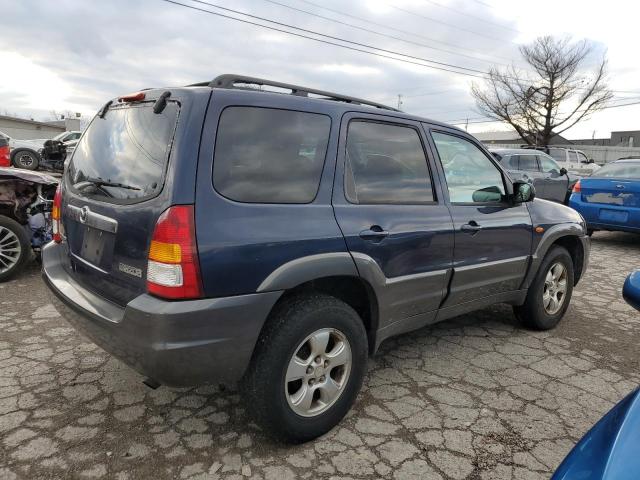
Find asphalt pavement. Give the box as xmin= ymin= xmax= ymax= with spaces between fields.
xmin=1 ymin=231 xmax=639 ymax=479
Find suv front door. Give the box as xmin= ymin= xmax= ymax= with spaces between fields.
xmin=427 ymin=128 xmax=532 ymax=307
xmin=332 ymin=113 xmax=454 ymax=330
xmin=538 ymin=154 xmax=569 ymax=203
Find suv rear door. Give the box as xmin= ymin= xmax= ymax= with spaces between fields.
xmin=332 ymin=112 xmax=454 ymax=329
xmin=60 ymin=89 xmax=208 ymax=306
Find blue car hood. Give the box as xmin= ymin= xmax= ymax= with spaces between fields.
xmin=552 ymin=388 xmax=640 ymax=480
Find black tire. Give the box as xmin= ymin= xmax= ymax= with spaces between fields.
xmin=586 ymin=229 xmax=594 ymax=237
xmin=12 ymin=149 xmax=40 ymax=170
xmin=514 ymin=245 xmax=574 ymax=330
xmin=0 ymin=216 xmax=30 ymax=282
xmin=242 ymin=293 xmax=368 ymax=443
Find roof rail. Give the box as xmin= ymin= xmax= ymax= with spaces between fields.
xmin=205 ymin=74 xmax=399 ymax=112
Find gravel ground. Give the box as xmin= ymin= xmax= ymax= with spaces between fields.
xmin=1 ymin=231 xmax=639 ymax=480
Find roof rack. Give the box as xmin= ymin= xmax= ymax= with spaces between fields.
xmin=198 ymin=74 xmax=399 ymax=112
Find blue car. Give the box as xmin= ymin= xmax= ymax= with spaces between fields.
xmin=623 ymin=270 xmax=640 ymax=311
xmin=569 ymin=159 xmax=640 ymax=234
xmin=552 ymin=271 xmax=640 ymax=479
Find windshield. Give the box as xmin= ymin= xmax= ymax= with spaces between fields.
xmin=68 ymin=102 xmax=179 ymax=202
xmin=595 ymin=162 xmax=640 ymax=179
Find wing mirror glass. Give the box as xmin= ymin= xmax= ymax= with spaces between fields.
xmin=513 ymin=181 xmax=536 ymax=203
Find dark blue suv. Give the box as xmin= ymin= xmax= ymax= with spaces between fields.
xmin=42 ymin=75 xmax=590 ymax=442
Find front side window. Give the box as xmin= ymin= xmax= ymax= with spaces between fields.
xmin=539 ymin=155 xmax=561 ymax=174
xmin=344 ymin=121 xmax=434 ymax=204
xmin=213 ymin=107 xmax=331 ymax=204
xmin=432 ymin=132 xmax=505 ymax=203
xmin=577 ymin=152 xmax=589 ymax=163
xmin=568 ymin=151 xmax=579 ymax=162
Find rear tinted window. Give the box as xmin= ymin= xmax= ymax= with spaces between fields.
xmin=596 ymin=162 xmax=640 ymax=179
xmin=345 ymin=121 xmax=434 ymax=204
xmin=68 ymin=103 xmax=178 ymax=202
xmin=213 ymin=107 xmax=331 ymax=204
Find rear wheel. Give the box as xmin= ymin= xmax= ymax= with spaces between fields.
xmin=514 ymin=246 xmax=574 ymax=330
xmin=242 ymin=294 xmax=368 ymax=443
xmin=12 ymin=150 xmax=40 ymax=170
xmin=0 ymin=216 xmax=30 ymax=282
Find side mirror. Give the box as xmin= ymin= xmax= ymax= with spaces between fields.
xmin=589 ymin=159 xmax=595 ymax=164
xmin=560 ymin=167 xmax=568 ymax=176
xmin=513 ymin=181 xmax=536 ymax=203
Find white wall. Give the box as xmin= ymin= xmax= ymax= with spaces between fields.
xmin=0 ymin=118 xmax=64 ymax=140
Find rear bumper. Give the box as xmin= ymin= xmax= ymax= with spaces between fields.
xmin=569 ymin=195 xmax=640 ymax=233
xmin=42 ymin=241 xmax=282 ymax=386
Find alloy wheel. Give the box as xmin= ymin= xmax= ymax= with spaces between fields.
xmin=0 ymin=226 xmax=22 ymax=274
xmin=285 ymin=328 xmax=352 ymax=417
xmin=543 ymin=262 xmax=568 ymax=315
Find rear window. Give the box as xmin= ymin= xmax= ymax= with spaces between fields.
xmin=68 ymin=103 xmax=178 ymax=203
xmin=549 ymin=149 xmax=565 ymax=162
xmin=213 ymin=107 xmax=331 ymax=204
xmin=596 ymin=162 xmax=640 ymax=179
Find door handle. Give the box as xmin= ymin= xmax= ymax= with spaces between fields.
xmin=461 ymin=221 xmax=482 ymax=235
xmin=359 ymin=225 xmax=389 ymax=241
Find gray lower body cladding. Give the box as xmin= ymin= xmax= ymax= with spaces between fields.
xmin=42 ymin=242 xmax=282 ymax=386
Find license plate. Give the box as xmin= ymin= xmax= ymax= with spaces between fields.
xmin=599 ymin=209 xmax=628 ymax=223
xmin=79 ymin=227 xmax=108 ymax=266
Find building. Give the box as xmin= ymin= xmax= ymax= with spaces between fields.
xmin=564 ymin=130 xmax=640 ymax=147
xmin=0 ymin=114 xmax=80 ymax=140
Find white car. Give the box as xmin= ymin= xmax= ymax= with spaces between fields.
xmin=0 ymin=130 xmax=82 ymax=170
xmin=545 ymin=147 xmax=600 ymax=176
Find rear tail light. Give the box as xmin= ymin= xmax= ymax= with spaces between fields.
xmin=52 ymin=185 xmax=62 ymax=243
xmin=0 ymin=146 xmax=10 ymax=167
xmin=147 ymin=205 xmax=203 ymax=300
xmin=572 ymin=180 xmax=581 ymax=193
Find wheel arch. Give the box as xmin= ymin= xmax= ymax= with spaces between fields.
xmin=261 ymin=273 xmax=380 ymax=355
xmin=10 ymin=147 xmax=41 ymax=166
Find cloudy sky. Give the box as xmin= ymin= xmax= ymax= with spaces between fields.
xmin=2 ymin=0 xmax=639 ymax=139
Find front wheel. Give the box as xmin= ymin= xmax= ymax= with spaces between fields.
xmin=514 ymin=246 xmax=574 ymax=330
xmin=242 ymin=294 xmax=368 ymax=443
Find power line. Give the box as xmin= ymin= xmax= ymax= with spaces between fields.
xmin=387 ymin=3 xmax=511 ymax=44
xmin=417 ymin=0 xmax=521 ymax=33
xmin=160 ymin=0 xmax=640 ymax=103
xmin=189 ymin=0 xmax=491 ymax=76
xmin=159 ymin=0 xmax=487 ymax=78
xmin=261 ymin=0 xmax=518 ymax=70
xmin=443 ymin=99 xmax=640 ymax=125
xmin=294 ymin=0 xmax=519 ymax=65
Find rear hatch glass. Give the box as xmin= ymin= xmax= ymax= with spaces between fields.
xmin=63 ymin=101 xmax=180 ymax=305
xmin=68 ymin=102 xmax=178 ymax=203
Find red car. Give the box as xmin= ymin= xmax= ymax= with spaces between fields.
xmin=0 ymin=138 xmax=10 ymax=167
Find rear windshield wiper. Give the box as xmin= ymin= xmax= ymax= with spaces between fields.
xmin=74 ymin=177 xmax=141 ymax=191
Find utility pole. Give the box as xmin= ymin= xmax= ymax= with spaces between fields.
xmin=397 ymin=94 xmax=403 ymax=110
xmin=464 ymin=118 xmax=469 ymax=131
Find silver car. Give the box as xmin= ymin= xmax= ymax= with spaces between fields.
xmin=490 ymin=148 xmax=580 ymax=204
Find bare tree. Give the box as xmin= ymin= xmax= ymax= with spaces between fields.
xmin=472 ymin=36 xmax=613 ymax=146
